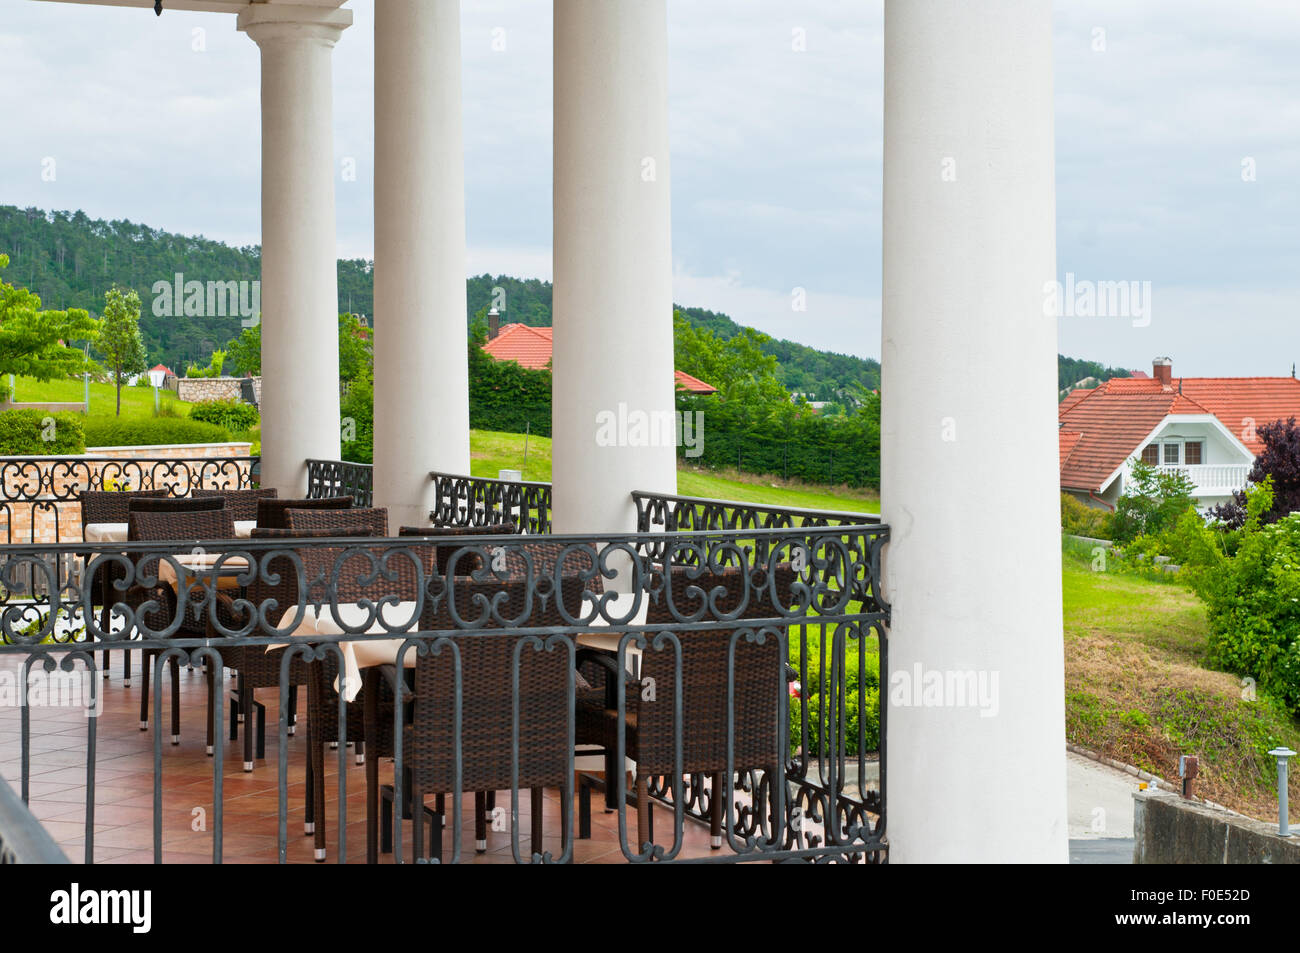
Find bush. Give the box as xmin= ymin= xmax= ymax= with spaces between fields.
xmin=190 ymin=398 xmax=259 ymax=432
xmin=1196 ymin=510 xmax=1300 ymax=714
xmin=789 ymin=636 xmax=880 ymax=757
xmin=0 ymin=409 xmax=85 ymax=455
xmin=1106 ymin=460 xmax=1197 ymax=544
xmin=82 ymin=417 xmax=232 ymax=448
xmin=1061 ymin=492 xmax=1110 ymax=538
xmin=340 ymin=372 xmax=373 ymax=464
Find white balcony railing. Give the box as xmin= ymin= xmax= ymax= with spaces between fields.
xmin=1159 ymin=463 xmax=1250 ymax=493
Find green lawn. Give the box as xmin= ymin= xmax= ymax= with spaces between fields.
xmin=9 ymin=375 xmax=193 ymax=419
xmin=1062 ymin=541 xmax=1300 ymax=818
xmin=468 ymin=429 xmax=878 ymax=515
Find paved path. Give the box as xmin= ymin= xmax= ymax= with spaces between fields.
xmin=1067 ymin=748 xmax=1142 ymax=864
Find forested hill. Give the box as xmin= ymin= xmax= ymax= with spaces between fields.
xmin=0 ymin=205 xmax=1116 ymax=399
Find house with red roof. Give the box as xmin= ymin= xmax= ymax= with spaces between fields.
xmin=481 ymin=320 xmax=717 ymax=394
xmin=1060 ymin=357 xmax=1300 ymax=511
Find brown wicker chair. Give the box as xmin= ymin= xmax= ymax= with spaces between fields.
xmin=368 ymin=571 xmax=585 ymax=863
xmin=575 ymin=562 xmax=797 ymax=851
xmin=256 ymin=496 xmax=352 ymax=529
xmin=127 ymin=497 xmax=227 ymax=514
xmin=398 ymin=522 xmax=516 ymax=576
xmin=79 ymin=489 xmax=172 ymax=686
xmin=285 ymin=506 xmax=388 ymax=537
xmin=124 ymin=507 xmax=237 ymax=744
xmin=192 ymin=487 xmax=278 ymax=522
xmin=207 ymin=523 xmax=378 ymax=772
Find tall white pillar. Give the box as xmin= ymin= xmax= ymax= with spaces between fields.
xmin=372 ymin=0 xmax=471 ymax=530
xmin=238 ymin=5 xmax=350 ymax=496
xmin=552 ymin=0 xmax=677 ymax=544
xmin=881 ymin=1 xmax=1066 ymax=862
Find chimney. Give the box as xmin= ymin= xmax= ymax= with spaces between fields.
xmin=488 ymin=307 xmax=500 ymax=340
xmin=1153 ymin=357 xmax=1172 ymax=387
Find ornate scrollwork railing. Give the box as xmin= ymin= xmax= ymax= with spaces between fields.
xmin=0 ymin=521 xmax=887 ymax=864
xmin=306 ymin=458 xmax=373 ymax=506
xmin=429 ymin=470 xmax=551 ymax=533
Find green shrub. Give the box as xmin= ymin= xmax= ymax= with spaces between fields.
xmin=341 ymin=372 xmax=374 ymax=464
xmin=1196 ymin=508 xmax=1300 ymax=714
xmin=190 ymin=398 xmax=259 ymax=432
xmin=0 ymin=409 xmax=86 ymax=455
xmin=1107 ymin=461 xmax=1197 ymax=544
xmin=789 ymin=634 xmax=880 ymax=757
xmin=82 ymin=417 xmax=232 ymax=448
xmin=1061 ymin=492 xmax=1110 ymax=538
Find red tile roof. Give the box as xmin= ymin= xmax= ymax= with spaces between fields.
xmin=1059 ymin=388 xmax=1094 ymax=413
xmin=673 ymin=370 xmax=718 ymax=395
xmin=481 ymin=323 xmax=717 ymax=393
xmin=1058 ymin=373 xmax=1300 ymax=491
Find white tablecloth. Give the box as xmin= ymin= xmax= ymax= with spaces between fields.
xmin=84 ymin=520 xmax=258 ymax=544
xmin=156 ymin=553 xmax=250 ymax=592
xmin=272 ymin=592 xmax=649 ymax=702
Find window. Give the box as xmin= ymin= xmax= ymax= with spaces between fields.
xmin=1184 ymin=441 xmax=1202 ymax=465
xmin=1163 ymin=442 xmax=1180 ymax=466
xmin=1141 ymin=444 xmax=1159 ymax=465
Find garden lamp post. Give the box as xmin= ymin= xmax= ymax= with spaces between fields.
xmin=148 ymin=366 xmax=166 ymax=414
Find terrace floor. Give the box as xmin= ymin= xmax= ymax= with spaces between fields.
xmin=0 ymin=655 xmax=727 ymax=864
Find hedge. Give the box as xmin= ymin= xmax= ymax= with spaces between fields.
xmin=82 ymin=417 xmax=233 ymax=448
xmin=190 ymin=398 xmax=259 ymax=432
xmin=468 ymin=344 xmax=551 ymax=437
xmin=0 ymin=410 xmax=86 ymax=455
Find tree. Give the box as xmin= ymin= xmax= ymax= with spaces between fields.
xmin=1106 ymin=460 xmax=1197 ymax=544
xmin=672 ymin=311 xmax=788 ymax=406
xmin=226 ymin=322 xmax=261 ymax=376
xmin=338 ymin=313 xmax=373 ymax=382
xmin=0 ymin=253 xmax=97 ymax=383
xmin=98 ymin=286 xmax=146 ymax=416
xmin=1211 ymin=417 xmax=1300 ymax=529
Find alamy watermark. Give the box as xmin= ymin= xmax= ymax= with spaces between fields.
xmin=1043 ymin=272 xmax=1151 ymax=327
xmin=595 ymin=403 xmax=704 ymax=458
xmin=0 ymin=667 xmax=101 ymax=716
xmin=151 ymin=272 xmax=260 ymax=326
xmin=889 ymin=663 xmax=1000 ymax=718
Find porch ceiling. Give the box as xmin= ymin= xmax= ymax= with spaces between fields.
xmin=32 ymin=0 xmax=347 ymax=15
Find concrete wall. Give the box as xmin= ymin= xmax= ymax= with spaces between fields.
xmin=1134 ymin=790 xmax=1300 ymax=863
xmin=0 ymin=401 xmax=87 ymax=414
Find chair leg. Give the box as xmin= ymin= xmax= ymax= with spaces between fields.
xmin=578 ymin=776 xmax=592 ymax=840
xmin=635 ymin=774 xmax=651 ymax=852
xmin=560 ymin=783 xmax=570 ymax=856
xmin=530 ymin=786 xmax=544 ymax=858
xmin=242 ymin=686 xmax=254 ymax=771
xmin=122 ymin=645 xmax=132 ymax=687
xmin=304 ymin=741 xmax=316 ymax=837
xmin=206 ymin=664 xmax=215 ymax=756
xmin=102 ymin=648 xmax=110 ymax=680
xmin=474 ymin=791 xmax=487 ymax=852
xmin=169 ymin=655 xmax=180 ymax=745
xmin=138 ymin=652 xmax=151 ymax=731
xmin=312 ymin=725 xmax=327 ymax=862
xmin=380 ymin=787 xmax=392 ymax=854
xmin=411 ymin=785 xmax=425 ymax=864
xmin=710 ymin=771 xmax=724 ymax=849
xmin=287 ymin=684 xmax=298 ymax=736
xmin=255 ymin=702 xmax=266 ymax=760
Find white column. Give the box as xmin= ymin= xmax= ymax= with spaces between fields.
xmin=372 ymin=0 xmax=471 ymax=530
xmin=552 ymin=0 xmax=677 ymax=545
xmin=881 ymin=1 xmax=1066 ymax=862
xmin=238 ymin=5 xmax=351 ymax=496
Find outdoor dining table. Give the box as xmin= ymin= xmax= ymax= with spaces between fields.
xmin=275 ymin=592 xmax=650 ymax=702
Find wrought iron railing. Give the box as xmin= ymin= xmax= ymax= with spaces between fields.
xmin=0 ymin=455 xmax=260 ymax=545
xmin=632 ymin=489 xmax=881 ymax=533
xmin=0 ymin=523 xmax=887 ymax=864
xmin=429 ymin=470 xmax=551 ymax=533
xmin=0 ymin=774 xmax=69 ymax=864
xmin=306 ymin=459 xmax=373 ymax=506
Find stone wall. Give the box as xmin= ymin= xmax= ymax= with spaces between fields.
xmin=171 ymin=377 xmax=245 ymax=404
xmin=1133 ymin=789 xmax=1300 ymax=863
xmin=0 ymin=443 xmax=254 ymax=545
xmin=0 ymin=400 xmax=88 ymax=414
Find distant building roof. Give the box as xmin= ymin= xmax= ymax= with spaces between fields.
xmin=481 ymin=323 xmax=716 ymax=393
xmin=150 ymin=363 xmax=176 ymax=378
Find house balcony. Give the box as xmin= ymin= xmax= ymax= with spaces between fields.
xmin=1158 ymin=463 xmax=1250 ymax=496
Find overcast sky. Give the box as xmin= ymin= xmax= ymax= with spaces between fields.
xmin=3 ymin=0 xmax=1298 ymax=376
